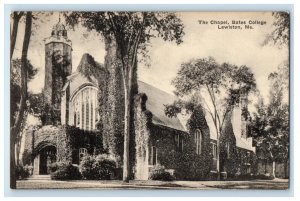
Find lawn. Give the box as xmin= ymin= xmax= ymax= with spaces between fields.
xmin=17 ymin=179 xmax=289 ymax=190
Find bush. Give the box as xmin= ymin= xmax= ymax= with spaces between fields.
xmin=16 ymin=164 xmax=31 ymax=180
xmin=50 ymin=162 xmax=82 ymax=180
xmin=80 ymin=154 xmax=117 ymax=180
xmin=149 ymin=165 xmax=175 ymax=181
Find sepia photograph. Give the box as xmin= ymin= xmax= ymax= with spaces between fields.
xmin=9 ymin=11 xmax=290 ymax=190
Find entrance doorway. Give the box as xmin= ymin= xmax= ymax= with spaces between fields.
xmin=39 ymin=146 xmax=56 ymax=175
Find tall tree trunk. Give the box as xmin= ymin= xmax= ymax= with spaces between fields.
xmin=217 ymin=138 xmax=221 ymax=180
xmin=10 ymin=12 xmax=32 ymax=189
xmin=123 ymin=85 xmax=131 ymax=182
xmin=272 ymin=161 xmax=276 ymax=178
xmin=10 ymin=12 xmax=23 ymax=60
xmin=122 ymin=59 xmax=134 ymax=182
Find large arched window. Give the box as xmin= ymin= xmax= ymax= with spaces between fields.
xmin=71 ymin=85 xmax=98 ymax=131
xmin=195 ymin=129 xmax=203 ymax=155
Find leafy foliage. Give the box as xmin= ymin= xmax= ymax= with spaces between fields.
xmin=50 ymin=162 xmax=82 ymax=180
xmin=15 ymin=164 xmax=32 ymax=180
xmin=149 ymin=165 xmax=175 ymax=181
xmin=166 ymin=57 xmax=256 ymax=134
xmin=21 ymin=149 xmax=32 ymax=166
xmin=250 ymin=62 xmax=289 ymax=164
xmin=264 ymin=12 xmax=290 ymax=47
xmin=79 ymin=154 xmax=117 ymax=180
xmin=65 ymin=12 xmax=184 ymax=51
xmin=10 ymin=59 xmax=38 ymax=124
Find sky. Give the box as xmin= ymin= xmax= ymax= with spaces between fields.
xmin=12 ymin=12 xmax=289 ymax=106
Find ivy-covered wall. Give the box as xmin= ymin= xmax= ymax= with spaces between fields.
xmin=23 ymin=125 xmax=102 ymax=166
xmin=134 ymin=94 xmax=151 ymax=180
xmin=220 ymin=109 xmax=256 ymax=177
xmin=134 ymin=94 xmax=213 ymax=180
xmin=99 ymin=35 xmax=138 ymax=172
xmin=100 ymin=35 xmax=125 ymax=165
xmin=44 ymin=42 xmax=72 ymax=125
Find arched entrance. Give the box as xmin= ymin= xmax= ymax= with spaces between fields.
xmin=38 ymin=145 xmax=57 ymax=175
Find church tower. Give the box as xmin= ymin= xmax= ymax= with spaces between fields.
xmin=43 ymin=17 xmax=72 ymax=124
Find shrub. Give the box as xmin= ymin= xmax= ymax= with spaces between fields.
xmin=50 ymin=162 xmax=81 ymax=180
xmin=94 ymin=155 xmax=117 ymax=180
xmin=16 ymin=164 xmax=30 ymax=180
xmin=80 ymin=154 xmax=117 ymax=180
xmin=79 ymin=155 xmax=96 ymax=179
xmin=149 ymin=165 xmax=175 ymax=181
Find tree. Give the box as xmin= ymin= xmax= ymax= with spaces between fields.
xmin=11 ymin=59 xmax=38 ymax=166
xmin=264 ymin=12 xmax=290 ymax=47
xmin=250 ymin=62 xmax=289 ymax=178
xmin=165 ymin=57 xmax=256 ymax=179
xmin=11 ymin=59 xmax=38 ymax=124
xmin=10 ymin=12 xmax=24 ymax=60
xmin=65 ymin=12 xmax=184 ymax=181
xmin=10 ymin=11 xmax=33 ymax=189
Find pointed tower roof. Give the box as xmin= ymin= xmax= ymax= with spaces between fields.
xmin=51 ymin=15 xmax=68 ymax=38
xmin=44 ymin=16 xmax=72 ymax=46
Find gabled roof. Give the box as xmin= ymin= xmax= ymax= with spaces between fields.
xmin=76 ymin=53 xmax=107 ymax=81
xmin=137 ymin=81 xmax=185 ymax=132
xmin=62 ymin=53 xmax=107 ymax=92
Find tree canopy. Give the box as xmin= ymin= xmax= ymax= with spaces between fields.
xmin=166 ymin=57 xmax=256 ymax=132
xmin=264 ymin=12 xmax=290 ymax=47
xmin=250 ymin=62 xmax=289 ymax=164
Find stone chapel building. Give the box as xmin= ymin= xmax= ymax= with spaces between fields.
xmin=23 ymin=20 xmax=256 ymax=180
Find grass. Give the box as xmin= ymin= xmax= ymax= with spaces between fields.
xmin=16 ymin=179 xmax=289 ymax=190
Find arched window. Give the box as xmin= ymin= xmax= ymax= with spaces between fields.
xmin=71 ymin=86 xmax=98 ymax=131
xmin=195 ymin=129 xmax=203 ymax=155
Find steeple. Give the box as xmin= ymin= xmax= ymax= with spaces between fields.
xmin=43 ymin=15 xmax=72 ymax=125
xmin=51 ymin=16 xmax=68 ymax=38
xmin=45 ymin=14 xmax=71 ymax=46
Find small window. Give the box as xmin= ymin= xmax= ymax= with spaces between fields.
xmin=150 ymin=146 xmax=157 ymax=166
xmin=175 ymin=134 xmax=184 ymax=152
xmin=195 ymin=129 xmax=203 ymax=155
xmin=212 ymin=142 xmax=217 ymax=159
xmin=74 ymin=100 xmax=80 ymax=127
xmin=226 ymin=142 xmax=230 ymax=159
xmin=79 ymin=148 xmax=87 ymax=161
xmin=179 ymin=137 xmax=184 ymax=152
